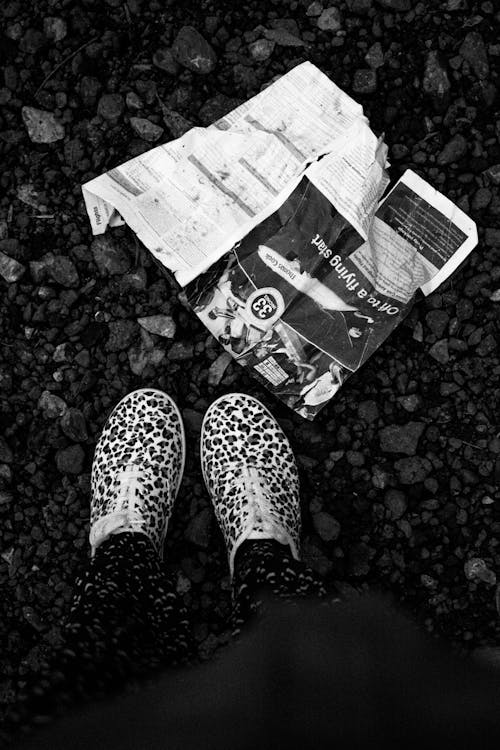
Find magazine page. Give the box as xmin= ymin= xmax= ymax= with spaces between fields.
xmin=369 ymin=169 xmax=478 ymax=298
xmin=82 ymin=62 xmax=367 ymax=286
xmin=82 ymin=62 xmax=478 ymax=420
xmin=185 ymin=167 xmax=477 ymax=420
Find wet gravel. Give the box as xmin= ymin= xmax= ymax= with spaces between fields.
xmin=1 ymin=0 xmax=500 ymax=738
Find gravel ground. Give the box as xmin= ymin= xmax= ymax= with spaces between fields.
xmin=1 ymin=0 xmax=500 ymax=737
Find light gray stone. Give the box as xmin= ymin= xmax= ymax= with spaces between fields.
xmin=22 ymin=107 xmax=64 ymax=143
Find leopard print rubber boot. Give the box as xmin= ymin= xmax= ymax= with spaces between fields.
xmin=201 ymin=393 xmax=301 ymax=580
xmin=89 ymin=388 xmax=185 ymax=559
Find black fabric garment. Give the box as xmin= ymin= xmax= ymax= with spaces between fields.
xmin=6 ymin=535 xmax=328 ymax=745
xmin=11 ymin=592 xmax=500 ymax=750
xmin=8 ymin=534 xmax=500 ymax=750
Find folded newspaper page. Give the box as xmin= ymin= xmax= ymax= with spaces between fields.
xmin=82 ymin=62 xmax=478 ymax=420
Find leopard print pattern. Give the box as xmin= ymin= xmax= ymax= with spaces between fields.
xmin=201 ymin=393 xmax=301 ymax=577
xmin=90 ymin=389 xmax=185 ymax=556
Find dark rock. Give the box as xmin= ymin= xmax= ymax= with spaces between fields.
xmin=38 ymin=391 xmax=67 ymax=418
xmin=56 ymin=445 xmax=85 ymax=474
xmin=22 ymin=606 xmax=45 ymax=632
xmin=22 ymin=107 xmax=64 ymax=143
xmin=172 ymin=26 xmax=217 ymax=74
xmin=159 ymin=106 xmax=194 ymax=138
xmin=394 ymin=456 xmax=432 ymax=484
xmin=184 ymin=508 xmax=211 ymax=547
xmin=80 ymin=76 xmax=101 ymax=107
xmin=348 ymin=542 xmax=374 ymax=576
xmin=60 ymin=409 xmax=88 ymax=442
xmin=301 ymin=537 xmax=334 ymax=576
xmin=0 ymin=238 xmax=20 ymax=257
xmin=485 ymin=228 xmax=500 ymax=247
xmin=97 ymin=93 xmax=125 ymax=122
xmin=426 ymin=310 xmax=449 ymax=337
xmin=440 ymin=382 xmax=459 ymax=396
xmin=249 ymin=39 xmax=275 ymax=62
xmin=92 ymin=237 xmax=131 ymax=275
xmin=130 ymin=117 xmax=163 ymax=142
xmin=137 ymin=315 xmax=176 ymax=338
xmin=126 ymin=92 xmax=143 ymax=110
xmin=0 ymin=465 xmax=11 ymax=488
xmin=437 ymin=134 xmax=467 ymax=165
xmin=198 ymin=95 xmax=241 ymax=126
xmin=306 ymin=3 xmax=323 ymax=18
xmin=0 ymin=491 xmax=13 ymax=506
xmin=380 ymin=422 xmax=425 ymax=455
xmin=485 ymin=164 xmax=500 ymax=185
xmin=476 ymin=334 xmax=496 ymax=357
xmin=106 ymin=320 xmax=138 ymax=352
xmin=365 ymin=42 xmax=384 ymax=70
xmin=48 ymin=257 xmax=79 ymax=288
xmin=153 ymin=48 xmax=180 ymax=75
xmin=53 ymin=342 xmax=73 ymax=363
xmin=352 ymin=69 xmax=377 ymax=94
xmin=182 ymin=408 xmax=204 ymax=434
xmin=456 ymin=298 xmax=474 ymax=319
xmin=423 ymin=51 xmax=450 ymax=109
xmin=460 ymin=32 xmax=489 ymax=80
xmin=120 ymin=268 xmax=147 ymax=292
xmin=20 ymin=28 xmax=46 ymax=53
xmin=0 ymin=437 xmax=13 ymax=464
xmin=268 ymin=19 xmax=301 ymax=35
xmin=233 ymin=64 xmax=259 ymax=91
xmin=75 ymin=349 xmax=90 ymax=368
xmin=64 ymin=138 xmax=85 ymax=167
xmin=471 ymin=188 xmax=492 ymax=211
xmin=384 ymin=489 xmax=408 ymax=518
xmin=128 ymin=329 xmax=165 ymax=375
xmin=346 ymin=450 xmax=364 ymax=466
xmin=429 ymin=339 xmax=450 ymax=364
xmin=168 ymin=342 xmax=194 ymax=361
xmin=263 ymin=28 xmax=305 ymax=47
xmin=0 ymin=251 xmax=25 ymax=283
xmin=208 ymin=352 xmax=232 ymax=385
xmin=489 ymin=438 xmax=500 ymax=455
xmin=346 ymin=0 xmax=372 ymax=12
xmin=317 ymin=8 xmax=343 ymax=31
xmin=372 ymin=466 xmax=389 ymax=488
xmin=30 ymin=252 xmax=56 ymax=283
xmin=176 ymin=571 xmax=191 ymax=594
xmin=43 ymin=17 xmax=67 ymax=42
xmin=376 ymin=0 xmax=411 ymax=9
xmin=80 ymin=323 xmax=107 ymax=349
xmin=313 ymin=511 xmax=341 ymax=541
xmin=136 ymin=80 xmax=157 ymax=105
xmin=464 ymin=558 xmax=496 ymax=585
xmin=358 ymin=400 xmax=379 ymax=423
xmin=397 ymin=394 xmax=421 ymax=413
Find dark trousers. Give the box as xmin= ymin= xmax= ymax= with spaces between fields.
xmin=8 ymin=534 xmax=500 ymax=749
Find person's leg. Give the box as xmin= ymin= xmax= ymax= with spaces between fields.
xmin=200 ymin=392 xmax=339 ymax=635
xmin=10 ymin=389 xmax=193 ymax=731
xmin=65 ymin=533 xmax=192 ymax=682
xmin=230 ymin=538 xmax=329 ymax=633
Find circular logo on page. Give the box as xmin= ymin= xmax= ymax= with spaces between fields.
xmin=246 ymin=288 xmax=285 ymax=329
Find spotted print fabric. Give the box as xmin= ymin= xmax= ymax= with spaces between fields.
xmin=201 ymin=393 xmax=302 ymax=578
xmin=66 ymin=534 xmax=193 ymax=673
xmin=231 ymin=539 xmax=329 ymax=635
xmin=90 ymin=389 xmax=186 ymax=558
